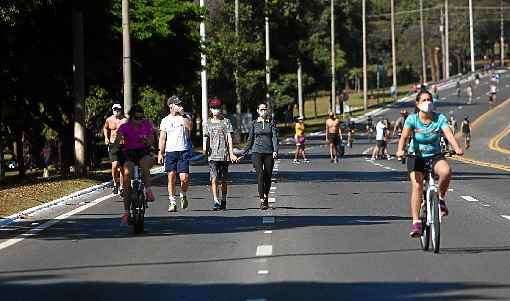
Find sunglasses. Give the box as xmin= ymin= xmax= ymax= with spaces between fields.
xmin=113 ymin=108 xmax=121 ymax=111
xmin=259 ymin=108 xmax=268 ymax=111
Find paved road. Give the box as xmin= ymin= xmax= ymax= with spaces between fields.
xmin=1 ymin=74 xmax=510 ymax=301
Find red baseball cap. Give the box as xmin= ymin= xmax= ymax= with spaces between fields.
xmin=209 ymin=98 xmax=222 ymax=108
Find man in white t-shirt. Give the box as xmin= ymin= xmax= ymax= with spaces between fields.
xmin=370 ymin=119 xmax=387 ymax=160
xmin=158 ymin=96 xmax=193 ymax=212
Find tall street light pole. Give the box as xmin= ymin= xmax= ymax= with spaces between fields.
xmin=234 ymin=0 xmax=242 ymax=142
xmin=73 ymin=8 xmax=85 ymax=174
xmin=419 ymin=0 xmax=427 ymax=83
xmin=469 ymin=0 xmax=475 ymax=73
xmin=200 ymin=0 xmax=208 ymax=152
xmin=390 ymin=0 xmax=397 ymax=95
xmin=298 ymin=59 xmax=303 ymax=117
xmin=331 ymin=0 xmax=336 ymax=113
xmin=501 ymin=0 xmax=505 ymax=67
xmin=122 ymin=0 xmax=132 ymax=114
xmin=265 ymin=0 xmax=272 ymax=113
xmin=445 ymin=0 xmax=450 ymax=79
xmin=362 ymin=0 xmax=367 ymax=112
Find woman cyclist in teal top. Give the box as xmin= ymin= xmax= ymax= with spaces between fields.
xmin=396 ymin=90 xmax=464 ymax=238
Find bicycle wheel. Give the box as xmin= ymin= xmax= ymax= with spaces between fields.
xmin=132 ymin=190 xmax=144 ymax=234
xmin=430 ymin=191 xmax=441 ymax=253
xmin=419 ymin=202 xmax=430 ymax=251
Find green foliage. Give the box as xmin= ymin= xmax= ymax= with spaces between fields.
xmin=138 ymin=86 xmax=166 ymax=126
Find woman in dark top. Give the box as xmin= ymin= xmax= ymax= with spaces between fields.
xmin=237 ymin=103 xmax=278 ymax=210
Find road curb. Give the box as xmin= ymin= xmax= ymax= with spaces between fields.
xmin=0 ymin=166 xmax=166 ymax=228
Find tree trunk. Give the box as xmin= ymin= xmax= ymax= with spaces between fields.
xmin=73 ymin=9 xmax=86 ymax=175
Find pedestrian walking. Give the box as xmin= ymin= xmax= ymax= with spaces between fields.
xmin=466 ymin=83 xmax=473 ymax=104
xmin=204 ymin=98 xmax=237 ymax=211
xmin=103 ymin=103 xmax=127 ymax=195
xmin=158 ymin=96 xmax=193 ymax=213
xmin=325 ymin=112 xmax=343 ymax=163
xmin=371 ymin=118 xmax=389 ymax=160
xmin=461 ymin=116 xmax=471 ymax=149
xmin=236 ymin=103 xmax=278 ymax=210
xmin=293 ymin=116 xmax=309 ymax=163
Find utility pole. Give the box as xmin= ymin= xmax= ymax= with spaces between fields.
xmin=440 ymin=7 xmax=446 ymax=79
xmin=122 ymin=0 xmax=132 ymax=115
xmin=362 ymin=0 xmax=367 ymax=112
xmin=234 ymin=0 xmax=242 ymax=143
xmin=419 ymin=0 xmax=427 ymax=83
xmin=469 ymin=0 xmax=475 ymax=73
xmin=265 ymin=0 xmax=272 ymax=113
xmin=390 ymin=0 xmax=397 ymax=95
xmin=298 ymin=59 xmax=303 ymax=117
xmin=200 ymin=0 xmax=208 ymax=152
xmin=73 ymin=8 xmax=85 ymax=174
xmin=501 ymin=0 xmax=505 ymax=67
xmin=330 ymin=0 xmax=336 ymax=113
xmin=445 ymin=0 xmax=450 ymax=79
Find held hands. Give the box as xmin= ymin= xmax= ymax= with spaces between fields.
xmin=234 ymin=155 xmax=244 ymax=163
xmin=229 ymin=154 xmax=238 ymax=163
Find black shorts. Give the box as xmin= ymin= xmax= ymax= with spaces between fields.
xmin=108 ymin=144 xmax=125 ymax=164
xmin=208 ymin=161 xmax=229 ymax=181
xmin=327 ymin=133 xmax=340 ymax=146
xmin=376 ymin=140 xmax=385 ymax=148
xmin=407 ymin=154 xmax=445 ymax=173
xmin=124 ymin=148 xmax=151 ymax=165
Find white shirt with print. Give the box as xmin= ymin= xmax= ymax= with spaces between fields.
xmin=160 ymin=115 xmax=190 ymax=152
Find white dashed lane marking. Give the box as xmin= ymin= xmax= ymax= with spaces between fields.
xmin=256 ymin=245 xmax=273 ymax=256
xmin=264 ymin=230 xmax=273 ymax=234
xmin=268 ymin=197 xmax=276 ymax=203
xmin=461 ymin=195 xmax=479 ymax=202
xmin=257 ymin=270 xmax=269 ymax=275
xmin=502 ymin=215 xmax=510 ymax=221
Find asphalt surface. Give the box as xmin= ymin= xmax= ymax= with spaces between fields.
xmin=1 ymin=73 xmax=510 ymax=301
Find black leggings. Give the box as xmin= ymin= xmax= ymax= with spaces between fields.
xmin=252 ymin=153 xmax=274 ymax=200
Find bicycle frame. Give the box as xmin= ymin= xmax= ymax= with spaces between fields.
xmin=130 ymin=165 xmax=147 ymax=234
xmin=423 ymin=168 xmax=441 ymax=226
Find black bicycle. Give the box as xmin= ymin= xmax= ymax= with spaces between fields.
xmin=130 ymin=165 xmax=147 ymax=234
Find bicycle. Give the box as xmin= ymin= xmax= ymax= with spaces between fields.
xmin=129 ymin=164 xmax=148 ymax=234
xmin=413 ymin=156 xmax=441 ymax=253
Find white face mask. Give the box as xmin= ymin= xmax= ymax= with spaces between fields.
xmin=211 ymin=108 xmax=221 ymax=116
xmin=418 ymin=101 xmax=434 ymax=113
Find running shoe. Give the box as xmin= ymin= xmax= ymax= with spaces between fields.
xmin=119 ymin=188 xmax=124 ymax=198
xmin=212 ymin=201 xmax=221 ymax=211
xmin=334 ymin=158 xmax=338 ymax=164
xmin=112 ymin=185 xmax=119 ymax=195
xmin=292 ymin=159 xmax=300 ymax=164
xmin=260 ymin=201 xmax=269 ymax=210
xmin=145 ymin=189 xmax=155 ymax=202
xmin=168 ymin=202 xmax=177 ymax=212
xmin=220 ymin=200 xmax=227 ymax=210
xmin=439 ymin=199 xmax=449 ymax=216
xmin=304 ymin=159 xmax=311 ymax=163
xmin=409 ymin=222 xmax=422 ymax=238
xmin=180 ymin=195 xmax=189 ymax=209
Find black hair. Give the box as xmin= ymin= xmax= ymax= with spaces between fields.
xmin=128 ymin=104 xmax=144 ymax=118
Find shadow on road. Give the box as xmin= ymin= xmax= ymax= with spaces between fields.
xmin=0 ymin=278 xmax=507 ymax=300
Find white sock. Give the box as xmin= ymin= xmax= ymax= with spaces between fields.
xmin=180 ymin=192 xmax=186 ymax=198
xmin=169 ymin=196 xmax=176 ymax=203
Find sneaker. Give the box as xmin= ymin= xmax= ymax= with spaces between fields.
xmin=168 ymin=202 xmax=177 ymax=212
xmin=112 ymin=186 xmax=119 ymax=195
xmin=292 ymin=159 xmax=300 ymax=164
xmin=220 ymin=200 xmax=227 ymax=210
xmin=212 ymin=201 xmax=221 ymax=211
xmin=409 ymin=222 xmax=422 ymax=238
xmin=334 ymin=158 xmax=338 ymax=164
xmin=369 ymin=157 xmax=375 ymax=161
xmin=180 ymin=195 xmax=189 ymax=209
xmin=439 ymin=199 xmax=449 ymax=216
xmin=260 ymin=201 xmax=269 ymax=210
xmin=119 ymin=188 xmax=124 ymax=198
xmin=304 ymin=159 xmax=311 ymax=163
xmin=387 ymin=156 xmax=393 ymax=160
xmin=120 ymin=212 xmax=129 ymax=225
xmin=145 ymin=189 xmax=155 ymax=202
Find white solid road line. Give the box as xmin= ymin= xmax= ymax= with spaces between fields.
xmin=262 ymin=216 xmax=275 ymax=224
xmin=502 ymin=215 xmax=510 ymax=221
xmin=264 ymin=230 xmax=273 ymax=234
xmin=0 ymin=194 xmax=115 ymax=251
xmin=460 ymin=195 xmax=479 ymax=202
xmin=256 ymin=245 xmax=273 ymax=256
